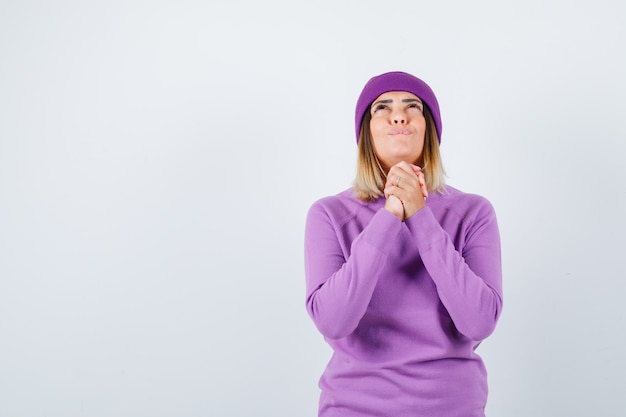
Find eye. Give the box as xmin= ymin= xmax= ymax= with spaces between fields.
xmin=372 ymin=104 xmax=389 ymax=114
xmin=374 ymin=104 xmax=388 ymax=111
xmin=408 ymin=102 xmax=424 ymax=112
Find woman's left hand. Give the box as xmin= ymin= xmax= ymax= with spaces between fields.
xmin=384 ymin=162 xmax=428 ymax=220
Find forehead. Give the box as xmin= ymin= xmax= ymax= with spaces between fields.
xmin=373 ymin=91 xmax=421 ymax=102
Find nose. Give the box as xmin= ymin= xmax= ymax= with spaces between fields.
xmin=391 ymin=109 xmax=406 ymax=124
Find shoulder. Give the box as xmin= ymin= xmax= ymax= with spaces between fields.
xmin=306 ymin=187 xmax=378 ymax=227
xmin=432 ymin=185 xmax=497 ymax=222
xmin=439 ymin=185 xmax=494 ymax=207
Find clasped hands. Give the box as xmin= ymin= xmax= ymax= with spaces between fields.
xmin=384 ymin=161 xmax=429 ymax=221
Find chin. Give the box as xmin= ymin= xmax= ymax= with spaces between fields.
xmin=393 ymin=154 xmax=421 ymax=165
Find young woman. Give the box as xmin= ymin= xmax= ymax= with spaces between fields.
xmin=304 ymin=71 xmax=503 ymax=417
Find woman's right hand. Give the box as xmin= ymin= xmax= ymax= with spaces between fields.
xmin=384 ymin=194 xmax=405 ymax=221
xmin=384 ymin=161 xmax=428 ymax=221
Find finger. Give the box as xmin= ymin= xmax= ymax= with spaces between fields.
xmin=409 ymin=163 xmax=422 ymax=171
xmin=385 ymin=171 xmax=405 ymax=189
xmin=393 ymin=161 xmax=416 ymax=176
xmin=384 ymin=184 xmax=407 ymax=201
xmin=417 ymin=172 xmax=429 ymax=199
xmin=393 ymin=173 xmax=402 ymax=187
xmin=384 ymin=184 xmax=398 ymax=197
xmin=388 ymin=163 xmax=416 ymax=184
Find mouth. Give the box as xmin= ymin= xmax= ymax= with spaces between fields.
xmin=388 ymin=128 xmax=411 ymax=135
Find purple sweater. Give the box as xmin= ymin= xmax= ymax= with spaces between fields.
xmin=304 ymin=186 xmax=502 ymax=417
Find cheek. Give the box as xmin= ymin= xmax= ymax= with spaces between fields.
xmin=370 ymin=118 xmax=382 ymax=132
xmin=414 ymin=120 xmax=427 ymax=143
xmin=369 ymin=121 xmax=384 ymax=144
xmin=415 ymin=117 xmax=427 ymax=131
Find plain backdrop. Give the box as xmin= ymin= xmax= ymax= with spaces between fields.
xmin=1 ymin=1 xmax=625 ymax=416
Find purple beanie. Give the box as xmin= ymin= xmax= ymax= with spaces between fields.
xmin=355 ymin=71 xmax=442 ymax=143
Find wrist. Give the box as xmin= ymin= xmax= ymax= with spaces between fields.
xmin=384 ymin=195 xmax=405 ymax=221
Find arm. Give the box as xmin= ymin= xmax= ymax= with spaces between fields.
xmin=405 ymin=202 xmax=503 ymax=341
xmin=304 ymin=202 xmax=402 ymax=339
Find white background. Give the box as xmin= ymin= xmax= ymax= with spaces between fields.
xmin=1 ymin=1 xmax=625 ymax=416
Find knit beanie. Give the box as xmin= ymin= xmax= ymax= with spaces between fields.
xmin=354 ymin=71 xmax=442 ymax=143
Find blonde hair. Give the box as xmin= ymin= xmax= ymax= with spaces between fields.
xmin=353 ymin=105 xmax=446 ymax=201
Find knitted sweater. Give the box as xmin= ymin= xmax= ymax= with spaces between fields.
xmin=304 ymin=185 xmax=502 ymax=417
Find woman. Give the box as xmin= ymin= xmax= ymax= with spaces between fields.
xmin=304 ymin=71 xmax=503 ymax=417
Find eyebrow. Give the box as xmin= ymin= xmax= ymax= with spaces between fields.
xmin=372 ymin=98 xmax=423 ymax=107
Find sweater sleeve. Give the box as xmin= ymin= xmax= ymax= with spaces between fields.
xmin=404 ymin=201 xmax=503 ymax=341
xmin=304 ymin=202 xmax=402 ymax=340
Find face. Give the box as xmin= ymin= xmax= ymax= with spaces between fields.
xmin=369 ymin=91 xmax=426 ymax=171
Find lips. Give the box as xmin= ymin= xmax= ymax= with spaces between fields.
xmin=388 ymin=128 xmax=411 ymax=135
